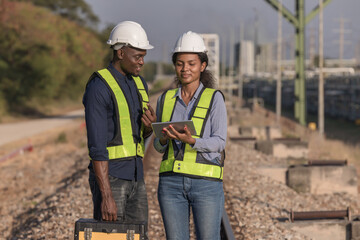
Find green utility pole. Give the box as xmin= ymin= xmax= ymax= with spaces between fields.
xmin=263 ymin=0 xmax=332 ymax=125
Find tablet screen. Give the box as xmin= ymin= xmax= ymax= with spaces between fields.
xmin=151 ymin=120 xmax=196 ymax=138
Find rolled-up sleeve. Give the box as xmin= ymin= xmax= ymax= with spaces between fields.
xmin=83 ymin=78 xmax=111 ymax=161
xmin=192 ymin=91 xmax=227 ymax=152
xmin=154 ymin=138 xmax=168 ymax=153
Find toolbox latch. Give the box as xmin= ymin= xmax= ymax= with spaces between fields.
xmin=127 ymin=229 xmax=135 ymax=240
xmin=84 ymin=227 xmax=92 ymax=240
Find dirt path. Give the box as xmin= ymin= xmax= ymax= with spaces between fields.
xmin=0 ymin=109 xmax=84 ymax=147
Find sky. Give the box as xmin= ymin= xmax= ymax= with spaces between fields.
xmin=85 ymin=0 xmax=360 ymax=63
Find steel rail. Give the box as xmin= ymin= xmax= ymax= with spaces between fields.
xmin=220 ymin=210 xmax=236 ymax=240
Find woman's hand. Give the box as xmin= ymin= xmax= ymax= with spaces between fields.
xmin=162 ymin=124 xmax=196 ymax=145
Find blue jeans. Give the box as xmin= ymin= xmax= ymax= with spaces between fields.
xmin=158 ymin=175 xmax=224 ymax=240
xmin=88 ymin=170 xmax=148 ymax=225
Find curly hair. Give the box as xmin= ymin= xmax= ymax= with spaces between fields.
xmin=172 ymin=52 xmax=216 ymax=89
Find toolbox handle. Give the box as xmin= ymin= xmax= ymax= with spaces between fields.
xmin=102 ymin=228 xmax=117 ymax=233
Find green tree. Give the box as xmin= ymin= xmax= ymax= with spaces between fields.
xmin=0 ymin=1 xmax=107 ymax=116
xmin=140 ymin=62 xmax=157 ymax=83
xmin=14 ymin=0 xmax=99 ymax=27
xmin=163 ymin=63 xmax=175 ymax=75
xmin=96 ymin=24 xmax=116 ymax=65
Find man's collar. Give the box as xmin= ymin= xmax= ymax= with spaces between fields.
xmin=108 ymin=62 xmax=133 ymax=81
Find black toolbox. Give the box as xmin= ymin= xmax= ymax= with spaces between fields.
xmin=74 ymin=218 xmax=146 ymax=240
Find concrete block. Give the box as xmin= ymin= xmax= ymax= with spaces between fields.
xmin=255 ymin=140 xmax=273 ymax=154
xmin=351 ymin=219 xmax=360 ymax=239
xmin=256 ymin=139 xmax=308 ymax=159
xmin=229 ymin=136 xmax=256 ymax=149
xmin=238 ymin=126 xmax=282 ymax=140
xmin=238 ymin=107 xmax=251 ymax=116
xmin=287 ymin=157 xmax=308 ymax=166
xmin=256 ymin=165 xmax=288 ymax=184
xmin=286 ymin=165 xmax=358 ymax=196
xmin=228 ymin=125 xmax=257 ymax=149
xmin=282 ymin=220 xmax=351 ymax=240
xmin=227 ymin=125 xmax=241 ymax=138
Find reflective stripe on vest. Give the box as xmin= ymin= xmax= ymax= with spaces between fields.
xmin=95 ymin=68 xmax=148 ymax=160
xmin=159 ymin=88 xmax=223 ymax=180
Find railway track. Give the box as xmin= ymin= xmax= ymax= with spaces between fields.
xmin=1 ymin=88 xmax=360 ymax=239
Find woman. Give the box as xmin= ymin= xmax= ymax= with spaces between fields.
xmin=153 ymin=31 xmax=227 ymax=240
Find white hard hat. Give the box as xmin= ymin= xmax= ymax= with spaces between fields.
xmin=107 ymin=21 xmax=153 ymax=50
xmin=172 ymin=31 xmax=207 ymax=53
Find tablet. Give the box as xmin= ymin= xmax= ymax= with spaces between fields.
xmin=151 ymin=120 xmax=197 ymax=138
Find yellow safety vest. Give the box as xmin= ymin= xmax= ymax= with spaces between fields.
xmin=159 ymin=87 xmax=224 ymax=180
xmin=91 ymin=68 xmax=149 ymax=160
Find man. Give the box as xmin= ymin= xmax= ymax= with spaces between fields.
xmin=83 ymin=21 xmax=156 ymax=230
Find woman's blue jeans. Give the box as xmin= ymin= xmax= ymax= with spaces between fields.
xmin=158 ymin=174 xmax=224 ymax=240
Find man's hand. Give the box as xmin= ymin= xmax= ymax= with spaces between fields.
xmin=93 ymin=160 xmax=118 ymax=221
xmin=100 ymin=192 xmax=118 ymax=221
xmin=141 ymin=104 xmax=156 ymax=128
xmin=142 ymin=104 xmax=156 ymax=138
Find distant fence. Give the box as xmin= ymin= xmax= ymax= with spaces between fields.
xmin=243 ymin=75 xmax=360 ymax=122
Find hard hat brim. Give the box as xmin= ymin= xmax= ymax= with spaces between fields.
xmin=109 ymin=43 xmax=154 ymax=51
xmin=139 ymin=44 xmax=154 ymax=50
xmin=128 ymin=44 xmax=154 ymax=51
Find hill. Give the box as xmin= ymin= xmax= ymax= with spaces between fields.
xmin=0 ymin=0 xmax=108 ymax=120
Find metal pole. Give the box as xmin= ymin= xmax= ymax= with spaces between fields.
xmin=318 ymin=0 xmax=324 ymax=135
xmin=263 ymin=0 xmax=333 ymax=126
xmin=254 ymin=8 xmax=259 ymax=74
xmin=339 ymin=17 xmax=344 ymax=67
xmin=294 ymin=2 xmax=300 ymax=121
xmin=238 ymin=22 xmax=244 ymax=107
xmin=291 ymin=208 xmax=351 ymax=222
xmin=228 ymin=29 xmax=235 ymax=104
xmin=220 ymin=210 xmax=236 ymax=240
xmin=276 ymin=0 xmax=282 ymax=125
xmin=221 ymin=37 xmax=227 ymax=92
xmin=295 ymin=0 xmax=306 ymax=125
xmin=308 ymin=159 xmax=347 ymax=166
xmin=309 ymin=28 xmax=316 ymax=67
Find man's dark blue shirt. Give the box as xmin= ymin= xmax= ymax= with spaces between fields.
xmin=83 ymin=63 xmax=148 ymax=180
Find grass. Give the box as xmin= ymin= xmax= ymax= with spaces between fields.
xmin=55 ymin=132 xmax=67 ymax=143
